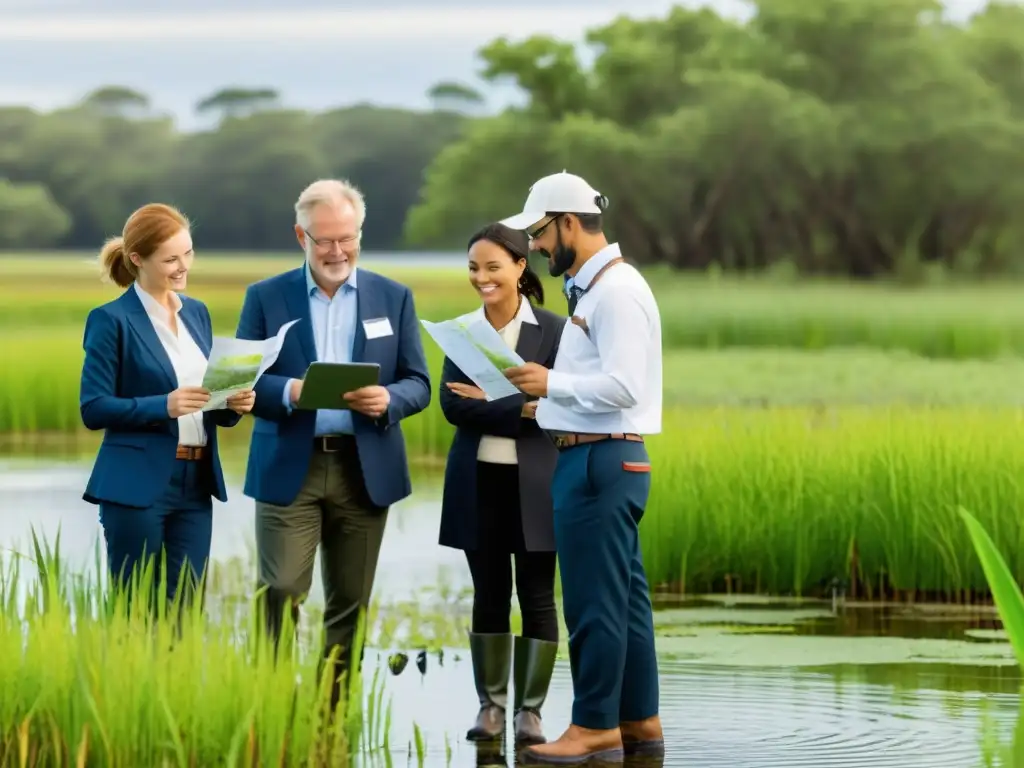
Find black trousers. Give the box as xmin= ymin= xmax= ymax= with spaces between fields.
xmin=464 ymin=461 xmax=558 ymax=642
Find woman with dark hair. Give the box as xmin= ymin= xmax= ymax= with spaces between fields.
xmin=438 ymin=222 xmax=566 ymax=747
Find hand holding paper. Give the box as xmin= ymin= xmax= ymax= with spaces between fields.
xmin=225 ymin=389 xmax=256 ymax=414
xmin=446 ymin=382 xmax=486 ymax=400
xmin=201 ymin=319 xmax=299 ymax=411
xmin=502 ymin=362 xmax=549 ymax=397
xmin=420 ymin=315 xmax=525 ymax=401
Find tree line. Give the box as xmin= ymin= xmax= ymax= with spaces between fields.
xmin=0 ymin=89 xmax=466 ymax=253
xmin=406 ymin=0 xmax=1024 ymax=278
xmin=4 ymin=0 xmax=1024 ymax=278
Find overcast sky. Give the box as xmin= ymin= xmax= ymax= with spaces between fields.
xmin=0 ymin=0 xmax=998 ymax=129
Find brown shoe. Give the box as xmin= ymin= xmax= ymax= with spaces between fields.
xmin=620 ymin=715 xmax=664 ymax=756
xmin=518 ymin=724 xmax=623 ymax=764
xmin=466 ymin=632 xmax=511 ymax=741
xmin=512 ymin=636 xmax=558 ymax=746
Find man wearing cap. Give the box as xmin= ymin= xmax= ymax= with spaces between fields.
xmin=500 ymin=171 xmax=665 ymax=764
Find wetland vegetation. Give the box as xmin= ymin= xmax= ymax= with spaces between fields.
xmin=7 ymin=0 xmax=1024 ymax=761
xmin=5 ymin=254 xmax=1024 ymax=762
xmin=4 ymin=255 xmax=1024 ymax=602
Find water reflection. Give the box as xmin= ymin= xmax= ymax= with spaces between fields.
xmin=2 ymin=458 xmax=1022 ymax=767
xmin=362 ymin=651 xmax=1020 ymax=767
xmin=0 ymin=457 xmax=472 ymax=605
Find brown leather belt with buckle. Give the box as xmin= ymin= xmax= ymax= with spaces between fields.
xmin=548 ymin=432 xmax=644 ymax=450
xmin=313 ymin=435 xmax=356 ymax=453
xmin=176 ymin=445 xmax=206 ymax=460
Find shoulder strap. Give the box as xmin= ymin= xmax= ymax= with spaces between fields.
xmin=581 ymin=257 xmax=624 ymax=296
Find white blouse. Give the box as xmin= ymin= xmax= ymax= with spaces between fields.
xmin=133 ymin=283 xmax=208 ymax=447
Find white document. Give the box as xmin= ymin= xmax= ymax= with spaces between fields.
xmin=420 ymin=315 xmax=525 ymax=401
xmin=200 ymin=319 xmax=299 ymax=411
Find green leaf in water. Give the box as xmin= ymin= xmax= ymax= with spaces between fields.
xmin=958 ymin=507 xmax=1024 ymax=666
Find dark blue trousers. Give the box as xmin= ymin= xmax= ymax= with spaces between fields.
xmin=551 ymin=438 xmax=659 ymax=730
xmin=98 ymin=458 xmax=213 ymax=609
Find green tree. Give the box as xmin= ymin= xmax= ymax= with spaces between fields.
xmin=315 ymin=106 xmax=466 ymax=249
xmin=80 ymin=86 xmax=151 ymax=118
xmin=427 ymin=82 xmax=486 ymax=115
xmin=405 ymin=0 xmax=1024 ymax=278
xmin=0 ymin=179 xmax=71 ymax=248
xmin=0 ymin=90 xmax=463 ymax=253
xmin=195 ymin=88 xmax=281 ymax=121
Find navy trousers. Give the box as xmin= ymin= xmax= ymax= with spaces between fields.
xmin=551 ymin=437 xmax=659 ymax=730
xmin=98 ymin=458 xmax=214 ymax=609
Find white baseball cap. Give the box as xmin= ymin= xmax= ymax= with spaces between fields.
xmin=499 ymin=171 xmax=606 ymax=230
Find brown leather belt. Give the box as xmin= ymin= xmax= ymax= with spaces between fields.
xmin=548 ymin=432 xmax=644 ymax=450
xmin=176 ymin=445 xmax=206 ymax=460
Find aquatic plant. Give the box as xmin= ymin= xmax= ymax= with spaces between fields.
xmin=958 ymin=508 xmax=1024 ymax=767
xmin=0 ymin=529 xmax=384 ymax=767
xmin=958 ymin=508 xmax=1024 ymax=666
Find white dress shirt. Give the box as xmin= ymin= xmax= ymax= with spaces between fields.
xmin=462 ymin=297 xmax=538 ymax=464
xmin=536 ymin=243 xmax=662 ymax=435
xmin=133 ymin=283 xmax=208 ymax=447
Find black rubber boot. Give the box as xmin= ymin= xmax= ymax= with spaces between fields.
xmin=512 ymin=635 xmax=558 ymax=746
xmin=466 ymin=632 xmax=512 ymax=741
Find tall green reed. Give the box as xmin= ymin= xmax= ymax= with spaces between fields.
xmin=958 ymin=508 xmax=1024 ymax=767
xmin=10 ymin=400 xmax=1024 ymax=601
xmin=0 ymin=528 xmax=391 ymax=767
xmin=641 ymin=406 xmax=1024 ymax=600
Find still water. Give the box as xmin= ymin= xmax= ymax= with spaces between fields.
xmin=1 ymin=453 xmax=1021 ymax=767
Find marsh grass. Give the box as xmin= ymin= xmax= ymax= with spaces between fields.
xmin=7 ymin=253 xmax=1024 ymax=358
xmin=9 ymin=402 xmax=1024 ymax=601
xmin=642 ymin=407 xmax=1024 ymax=600
xmin=0 ymin=529 xmax=386 ymax=767
xmin=10 ymin=255 xmax=1024 ymax=601
xmin=0 ymin=330 xmax=457 ymax=459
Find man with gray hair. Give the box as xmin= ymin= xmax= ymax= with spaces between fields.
xmin=235 ymin=178 xmax=431 ymax=710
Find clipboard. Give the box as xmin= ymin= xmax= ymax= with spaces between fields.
xmin=296 ymin=362 xmax=381 ymax=410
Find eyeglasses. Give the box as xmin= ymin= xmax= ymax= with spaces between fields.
xmin=303 ymin=228 xmax=360 ymax=250
xmin=526 ymin=216 xmax=558 ymax=242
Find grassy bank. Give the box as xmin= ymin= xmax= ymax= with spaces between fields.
xmin=0 ymin=330 xmax=458 ymax=457
xmin=8 ymin=328 xmax=1024 ymax=435
xmin=6 ymin=253 xmax=1024 ymax=358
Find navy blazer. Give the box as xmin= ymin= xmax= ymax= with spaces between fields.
xmin=79 ymin=287 xmax=240 ymax=509
xmin=438 ymin=304 xmax=565 ymax=552
xmin=234 ymin=266 xmax=432 ymax=509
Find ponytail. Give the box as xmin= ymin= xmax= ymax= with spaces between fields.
xmin=518 ymin=261 xmax=545 ymax=305
xmin=98 ymin=236 xmax=136 ymax=288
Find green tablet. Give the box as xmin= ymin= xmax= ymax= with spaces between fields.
xmin=296 ymin=362 xmax=381 ymax=410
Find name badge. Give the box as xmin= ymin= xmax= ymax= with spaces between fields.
xmin=363 ymin=317 xmax=394 ymax=339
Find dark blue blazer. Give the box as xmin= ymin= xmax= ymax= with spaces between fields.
xmin=79 ymin=287 xmax=240 ymax=509
xmin=234 ymin=267 xmax=432 ymax=509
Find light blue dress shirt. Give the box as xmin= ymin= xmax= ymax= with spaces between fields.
xmin=281 ymin=262 xmax=358 ymax=435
